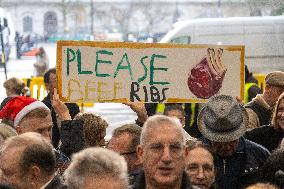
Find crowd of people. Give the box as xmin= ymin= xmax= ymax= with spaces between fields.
xmin=0 ymin=67 xmax=283 ymax=189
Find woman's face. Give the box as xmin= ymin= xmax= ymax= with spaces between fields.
xmin=166 ymin=110 xmax=185 ymax=126
xmin=276 ymin=99 xmax=284 ymax=130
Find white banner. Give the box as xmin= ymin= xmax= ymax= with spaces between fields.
xmin=57 ymin=41 xmax=244 ymax=103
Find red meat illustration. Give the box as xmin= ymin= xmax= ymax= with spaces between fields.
xmin=188 ymin=48 xmax=227 ymax=99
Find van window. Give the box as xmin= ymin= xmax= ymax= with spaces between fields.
xmin=170 ymin=36 xmax=191 ymax=44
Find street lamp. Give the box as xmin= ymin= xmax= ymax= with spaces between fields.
xmin=173 ymin=0 xmax=180 ymax=23
xmin=0 ymin=19 xmax=7 ymax=80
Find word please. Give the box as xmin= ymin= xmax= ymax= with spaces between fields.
xmin=66 ymin=48 xmax=170 ymax=85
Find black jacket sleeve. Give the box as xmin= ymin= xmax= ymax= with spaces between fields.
xmin=65 ymin=103 xmax=80 ymax=119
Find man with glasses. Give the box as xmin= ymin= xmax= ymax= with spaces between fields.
xmin=198 ymin=95 xmax=270 ymax=189
xmin=107 ymin=123 xmax=142 ymax=186
xmin=133 ymin=115 xmax=194 ymax=189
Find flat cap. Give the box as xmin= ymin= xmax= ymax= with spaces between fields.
xmin=265 ymin=71 xmax=284 ymax=87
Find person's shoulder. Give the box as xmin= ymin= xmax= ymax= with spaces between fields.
xmin=42 ymin=94 xmax=51 ymax=106
xmin=244 ymin=125 xmax=272 ymax=141
xmin=65 ymin=103 xmax=79 ymax=108
xmin=243 ymin=138 xmax=270 ymax=156
xmin=246 ymin=125 xmax=274 ymax=135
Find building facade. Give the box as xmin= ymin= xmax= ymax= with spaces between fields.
xmin=1 ymin=0 xmax=275 ymax=40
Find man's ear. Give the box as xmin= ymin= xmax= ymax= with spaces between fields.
xmin=264 ymin=84 xmax=271 ymax=92
xmin=30 ymin=166 xmax=41 ymax=178
xmin=136 ymin=145 xmax=144 ymax=163
xmin=134 ymin=146 xmax=142 ymax=166
xmin=29 ymin=165 xmax=52 ymax=185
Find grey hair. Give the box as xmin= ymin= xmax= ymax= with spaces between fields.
xmin=112 ymin=124 xmax=142 ymax=152
xmin=64 ymin=147 xmax=129 ymax=189
xmin=140 ymin=115 xmax=186 ymax=146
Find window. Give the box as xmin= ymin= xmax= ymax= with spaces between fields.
xmin=170 ymin=36 xmax=191 ymax=44
xmin=44 ymin=11 xmax=58 ymax=36
xmin=23 ymin=16 xmax=33 ymax=32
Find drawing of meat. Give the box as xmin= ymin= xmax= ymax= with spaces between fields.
xmin=188 ymin=48 xmax=227 ymax=99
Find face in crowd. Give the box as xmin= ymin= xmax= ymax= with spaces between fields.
xmin=211 ymin=139 xmax=239 ymax=157
xmin=46 ymin=71 xmax=57 ymax=96
xmin=163 ymin=105 xmax=186 ymax=127
xmin=107 ymin=132 xmax=138 ymax=173
xmin=186 ymin=146 xmax=215 ymax=189
xmin=137 ymin=116 xmax=188 ymax=188
xmin=165 ymin=109 xmax=185 ymax=126
xmin=265 ymin=85 xmax=284 ymax=106
xmin=16 ymin=108 xmax=53 ymax=143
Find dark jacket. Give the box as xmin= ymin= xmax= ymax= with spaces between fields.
xmin=59 ymin=120 xmax=85 ymax=157
xmin=42 ymin=94 xmax=80 ymax=148
xmin=44 ymin=174 xmax=67 ymax=189
xmin=213 ymin=137 xmax=270 ymax=189
xmin=54 ymin=119 xmax=85 ymax=174
xmin=244 ymin=125 xmax=283 ymax=152
xmin=129 ymin=168 xmax=143 ymax=187
xmin=44 ymin=120 xmax=85 ymax=189
xmin=132 ymin=170 xmax=194 ymax=189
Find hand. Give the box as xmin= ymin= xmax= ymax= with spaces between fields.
xmin=123 ymin=101 xmax=148 ymax=124
xmin=52 ymin=88 xmax=71 ymax=121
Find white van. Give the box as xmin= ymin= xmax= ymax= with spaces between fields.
xmin=160 ymin=16 xmax=284 ymax=74
xmin=0 ymin=7 xmax=15 ymax=64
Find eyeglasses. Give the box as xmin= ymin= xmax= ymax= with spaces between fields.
xmin=147 ymin=142 xmax=184 ymax=157
xmin=120 ymin=151 xmax=136 ymax=156
xmin=186 ymin=164 xmax=214 ymax=175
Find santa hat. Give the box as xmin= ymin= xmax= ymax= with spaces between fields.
xmin=0 ymin=96 xmax=49 ymax=127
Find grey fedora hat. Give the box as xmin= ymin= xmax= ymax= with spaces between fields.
xmin=198 ymin=95 xmax=248 ymax=142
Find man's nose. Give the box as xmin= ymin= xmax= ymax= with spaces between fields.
xmin=221 ymin=144 xmax=231 ymax=152
xmin=196 ymin=167 xmax=205 ymax=179
xmin=161 ymin=147 xmax=172 ymax=162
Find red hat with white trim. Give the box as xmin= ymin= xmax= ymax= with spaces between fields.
xmin=0 ymin=96 xmax=49 ymax=127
